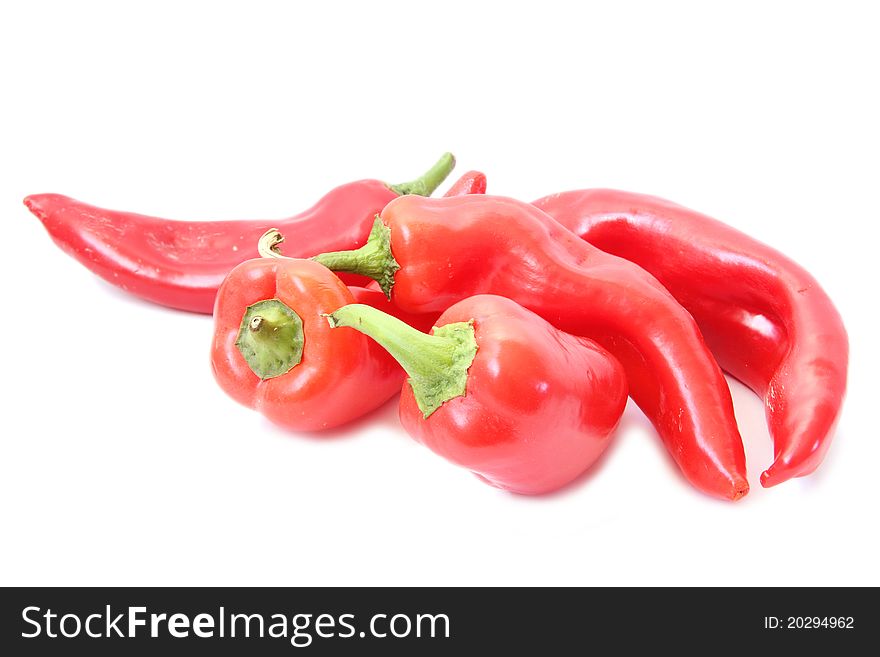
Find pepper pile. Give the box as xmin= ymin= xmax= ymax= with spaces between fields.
xmin=25 ymin=154 xmax=848 ymax=500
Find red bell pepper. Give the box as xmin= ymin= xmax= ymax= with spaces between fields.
xmin=327 ymin=295 xmax=627 ymax=494
xmin=534 ymin=188 xmax=849 ymax=487
xmin=211 ymin=232 xmax=435 ymax=431
xmin=24 ymin=153 xmax=455 ymax=313
xmin=313 ymin=194 xmax=749 ymax=500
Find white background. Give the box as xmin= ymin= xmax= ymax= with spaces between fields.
xmin=1 ymin=1 xmax=877 ymax=586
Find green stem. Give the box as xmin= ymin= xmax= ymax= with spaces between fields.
xmin=326 ymin=304 xmax=477 ymax=418
xmin=312 ymin=217 xmax=399 ymax=298
xmin=388 ymin=152 xmax=456 ymax=196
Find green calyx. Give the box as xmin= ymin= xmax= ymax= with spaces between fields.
xmin=312 ymin=217 xmax=399 ymax=298
xmin=416 ymin=322 xmax=478 ymax=416
xmin=235 ymin=299 xmax=304 ymax=379
xmin=326 ymin=304 xmax=478 ymax=418
xmin=388 ymin=152 xmax=456 ymax=197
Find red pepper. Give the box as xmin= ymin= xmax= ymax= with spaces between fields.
xmin=350 ymin=170 xmax=490 ymax=295
xmin=210 ymin=231 xmax=436 ymax=431
xmin=313 ymin=195 xmax=749 ymax=500
xmin=327 ymin=295 xmax=627 ymax=494
xmin=24 ymin=153 xmax=455 ymax=314
xmin=443 ymin=170 xmax=487 ymax=197
xmin=533 ymin=189 xmax=849 ymax=487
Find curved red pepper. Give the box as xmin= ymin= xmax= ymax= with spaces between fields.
xmin=211 ymin=233 xmax=437 ymax=431
xmin=327 ymin=295 xmax=627 ymax=494
xmin=533 ymin=189 xmax=849 ymax=487
xmin=24 ymin=153 xmax=455 ymax=314
xmin=313 ymin=195 xmax=749 ymax=500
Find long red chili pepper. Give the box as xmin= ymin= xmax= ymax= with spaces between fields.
xmin=533 ymin=189 xmax=849 ymax=487
xmin=24 ymin=153 xmax=455 ymax=314
xmin=210 ymin=231 xmax=437 ymax=432
xmin=312 ymin=195 xmax=749 ymax=500
xmin=327 ymin=295 xmax=627 ymax=494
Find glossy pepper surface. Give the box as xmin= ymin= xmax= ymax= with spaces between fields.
xmin=211 ymin=234 xmax=436 ymax=431
xmin=534 ymin=188 xmax=849 ymax=487
xmin=24 ymin=153 xmax=455 ymax=313
xmin=443 ymin=170 xmax=487 ymax=197
xmin=313 ymin=194 xmax=749 ymax=500
xmin=327 ymin=295 xmax=627 ymax=494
